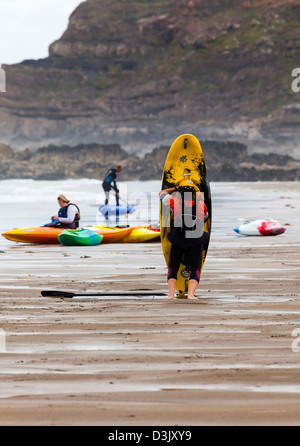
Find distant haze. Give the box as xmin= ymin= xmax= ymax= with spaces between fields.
xmin=0 ymin=0 xmax=83 ymax=64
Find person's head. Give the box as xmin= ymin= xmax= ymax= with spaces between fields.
xmin=116 ymin=165 xmax=122 ymax=173
xmin=57 ymin=194 xmax=69 ymax=207
xmin=177 ymin=179 xmax=199 ymax=197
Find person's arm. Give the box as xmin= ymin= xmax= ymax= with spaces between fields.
xmin=159 ymin=186 xmax=178 ymax=214
xmin=196 ymin=200 xmax=209 ymax=222
xmin=158 ymin=185 xmax=178 ymax=198
xmin=112 ymin=180 xmax=119 ymax=193
xmin=57 ymin=205 xmax=77 ymax=224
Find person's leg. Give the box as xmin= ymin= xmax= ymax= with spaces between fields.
xmin=167 ymin=278 xmax=177 ymax=299
xmin=187 ymin=279 xmax=199 ymax=299
xmin=115 ymin=193 xmax=119 ymax=206
xmin=188 ymin=245 xmax=203 ymax=299
xmin=167 ymin=244 xmax=183 ymax=299
xmin=104 ymin=191 xmax=110 ymax=205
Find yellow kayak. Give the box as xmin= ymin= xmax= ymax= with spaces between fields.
xmin=87 ymin=226 xmax=133 ymax=243
xmin=122 ymin=226 xmax=160 ymax=243
xmin=92 ymin=226 xmax=160 ymax=243
xmin=160 ymin=134 xmax=212 ymax=297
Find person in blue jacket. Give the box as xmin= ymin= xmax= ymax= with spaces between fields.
xmin=102 ymin=165 xmax=122 ymax=205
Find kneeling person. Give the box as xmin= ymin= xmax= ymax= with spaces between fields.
xmin=51 ymin=194 xmax=80 ymax=229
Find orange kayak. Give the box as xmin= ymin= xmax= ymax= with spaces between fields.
xmin=90 ymin=225 xmax=160 ymax=243
xmin=2 ymin=226 xmax=134 ymax=244
xmin=89 ymin=226 xmax=133 ymax=244
xmin=2 ymin=227 xmax=64 ymax=244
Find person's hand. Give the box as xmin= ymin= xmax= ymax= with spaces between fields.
xmin=52 ymin=215 xmax=59 ymax=221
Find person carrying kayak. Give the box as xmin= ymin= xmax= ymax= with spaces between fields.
xmin=102 ymin=165 xmax=122 ymax=205
xmin=159 ymin=179 xmax=209 ymax=300
xmin=51 ymin=194 xmax=80 ymax=229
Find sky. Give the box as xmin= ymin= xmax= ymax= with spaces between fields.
xmin=0 ymin=0 xmax=85 ymax=65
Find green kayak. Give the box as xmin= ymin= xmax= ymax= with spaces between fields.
xmin=58 ymin=228 xmax=103 ymax=246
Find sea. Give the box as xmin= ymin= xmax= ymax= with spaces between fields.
xmin=0 ymin=179 xmax=298 ymax=250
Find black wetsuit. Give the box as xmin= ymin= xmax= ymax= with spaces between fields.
xmin=102 ymin=168 xmax=119 ymax=205
xmin=161 ymin=192 xmax=208 ymax=283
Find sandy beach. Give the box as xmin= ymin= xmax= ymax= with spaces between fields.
xmin=0 ymin=182 xmax=300 ymax=426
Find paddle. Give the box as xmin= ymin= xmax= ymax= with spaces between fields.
xmin=119 ymin=196 xmax=135 ymax=208
xmin=41 ymin=290 xmax=166 ymax=298
xmin=43 ymin=220 xmax=60 ymax=227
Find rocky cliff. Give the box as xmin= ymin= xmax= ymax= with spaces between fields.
xmin=0 ymin=0 xmax=299 ymax=158
xmin=1 ymin=140 xmax=299 ymax=182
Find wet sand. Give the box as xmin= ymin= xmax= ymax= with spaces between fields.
xmin=0 ymin=182 xmax=300 ymax=426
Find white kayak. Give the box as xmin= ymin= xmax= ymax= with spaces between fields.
xmin=234 ymin=219 xmax=286 ymax=236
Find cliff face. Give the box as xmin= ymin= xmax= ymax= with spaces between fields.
xmin=1 ymin=140 xmax=299 ymax=182
xmin=0 ymin=0 xmax=299 ymax=157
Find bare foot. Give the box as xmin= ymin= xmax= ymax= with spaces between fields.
xmin=187 ymin=295 xmax=197 ymax=300
xmin=166 ymin=295 xmax=174 ymax=299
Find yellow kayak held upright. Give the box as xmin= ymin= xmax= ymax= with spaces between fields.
xmin=160 ymin=134 xmax=212 ymax=297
